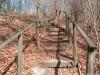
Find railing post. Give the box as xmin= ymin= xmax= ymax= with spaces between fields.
xmin=35 ymin=6 xmax=40 ymax=49
xmin=86 ymin=47 xmax=95 ymax=75
xmin=36 ymin=21 xmax=40 ymax=49
xmin=65 ymin=14 xmax=69 ymax=32
xmin=18 ymin=34 xmax=23 ymax=75
xmin=65 ymin=14 xmax=72 ymax=47
xmin=73 ymin=24 xmax=78 ymax=65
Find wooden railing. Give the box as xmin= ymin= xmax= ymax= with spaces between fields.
xmin=0 ymin=23 xmax=36 ymax=75
xmin=0 ymin=8 xmax=97 ymax=75
xmin=54 ymin=10 xmax=97 ymax=75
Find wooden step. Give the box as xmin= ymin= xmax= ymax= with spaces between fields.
xmin=49 ymin=37 xmax=69 ymax=41
xmin=48 ymin=32 xmax=65 ymax=35
xmin=48 ymin=40 xmax=69 ymax=43
xmin=49 ymin=36 xmax=65 ymax=39
xmin=48 ymin=34 xmax=65 ymax=36
xmin=41 ymin=59 xmax=74 ymax=68
xmin=42 ymin=40 xmax=69 ymax=46
xmin=42 ymin=40 xmax=69 ymax=44
xmin=44 ymin=46 xmax=66 ymax=51
xmin=45 ymin=43 xmax=69 ymax=47
xmin=48 ymin=28 xmax=59 ymax=32
xmin=42 ymin=41 xmax=69 ymax=47
xmin=47 ymin=25 xmax=56 ymax=28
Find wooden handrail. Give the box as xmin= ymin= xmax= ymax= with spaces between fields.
xmin=55 ymin=10 xmax=96 ymax=75
xmin=67 ymin=15 xmax=96 ymax=49
xmin=0 ymin=23 xmax=34 ymax=49
xmin=55 ymin=10 xmax=96 ymax=49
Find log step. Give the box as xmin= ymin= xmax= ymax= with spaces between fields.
xmin=47 ymin=40 xmax=69 ymax=43
xmin=49 ymin=37 xmax=69 ymax=41
xmin=44 ymin=46 xmax=66 ymax=51
xmin=48 ymin=32 xmax=65 ymax=36
xmin=47 ymin=25 xmax=56 ymax=28
xmin=42 ymin=41 xmax=68 ymax=44
xmin=49 ymin=36 xmax=65 ymax=39
xmin=41 ymin=59 xmax=74 ymax=68
xmin=42 ymin=40 xmax=69 ymax=44
xmin=48 ymin=28 xmax=59 ymax=32
xmin=48 ymin=34 xmax=65 ymax=36
xmin=44 ymin=42 xmax=68 ymax=46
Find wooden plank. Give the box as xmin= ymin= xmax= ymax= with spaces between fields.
xmin=18 ymin=34 xmax=23 ymax=75
xmin=49 ymin=32 xmax=64 ymax=35
xmin=48 ymin=28 xmax=59 ymax=32
xmin=46 ymin=38 xmax=69 ymax=42
xmin=44 ymin=46 xmax=66 ymax=51
xmin=49 ymin=36 xmax=64 ymax=39
xmin=47 ymin=40 xmax=69 ymax=43
xmin=41 ymin=59 xmax=74 ymax=68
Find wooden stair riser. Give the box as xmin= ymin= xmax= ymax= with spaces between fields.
xmin=48 ymin=28 xmax=59 ymax=32
xmin=41 ymin=59 xmax=74 ymax=68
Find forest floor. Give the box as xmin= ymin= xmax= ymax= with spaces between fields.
xmin=0 ymin=14 xmax=99 ymax=75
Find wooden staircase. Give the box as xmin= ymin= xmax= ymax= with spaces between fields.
xmin=40 ymin=24 xmax=69 ymax=51
xmin=39 ymin=24 xmax=75 ymax=70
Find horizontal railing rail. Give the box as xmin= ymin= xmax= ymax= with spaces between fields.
xmin=56 ymin=10 xmax=96 ymax=49
xmin=0 ymin=23 xmax=34 ymax=49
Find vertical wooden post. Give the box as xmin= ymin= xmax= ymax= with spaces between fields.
xmin=86 ymin=47 xmax=95 ymax=75
xmin=36 ymin=21 xmax=40 ymax=49
xmin=18 ymin=34 xmax=23 ymax=75
xmin=99 ymin=43 xmax=100 ymax=64
xmin=99 ymin=43 xmax=100 ymax=74
xmin=65 ymin=14 xmax=69 ymax=33
xmin=35 ymin=6 xmax=40 ymax=49
xmin=65 ymin=14 xmax=72 ymax=47
xmin=73 ymin=24 xmax=78 ymax=65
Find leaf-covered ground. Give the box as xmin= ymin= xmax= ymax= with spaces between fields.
xmin=0 ymin=14 xmax=99 ymax=75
